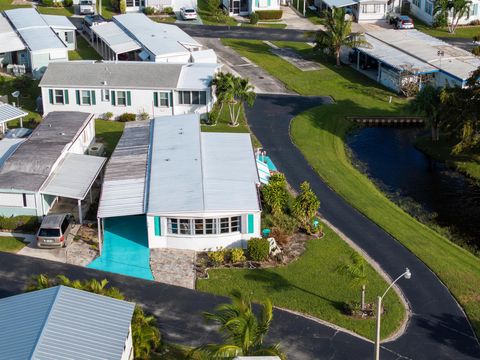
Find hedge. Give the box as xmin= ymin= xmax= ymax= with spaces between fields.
xmin=256 ymin=10 xmax=283 ymax=20
xmin=0 ymin=216 xmax=39 ymax=233
xmin=247 ymin=238 xmax=270 ymax=261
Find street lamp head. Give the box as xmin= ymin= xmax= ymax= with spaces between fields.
xmin=404 ymin=268 xmax=412 ymax=280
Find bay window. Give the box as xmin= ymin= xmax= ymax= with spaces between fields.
xmin=178 ymin=91 xmax=207 ymax=105
xmin=166 ymin=216 xmax=241 ymax=235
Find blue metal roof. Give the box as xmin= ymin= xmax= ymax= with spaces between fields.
xmin=0 ymin=286 xmax=135 ymax=360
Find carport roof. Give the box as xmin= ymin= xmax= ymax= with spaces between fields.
xmin=0 ymin=14 xmax=25 ymax=53
xmin=323 ymin=0 xmax=357 ymax=7
xmin=41 ymin=153 xmax=106 ymax=200
xmin=91 ymin=22 xmax=142 ymax=55
xmin=0 ymin=103 xmax=28 ymax=124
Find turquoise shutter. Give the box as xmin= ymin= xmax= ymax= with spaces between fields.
xmin=91 ymin=90 xmax=96 ymax=105
xmin=267 ymin=0 xmax=271 ymax=5
xmin=154 ymin=217 xmax=161 ymax=236
xmin=64 ymin=90 xmax=69 ymax=104
xmin=111 ymin=91 xmax=116 ymax=106
xmin=256 ymin=0 xmax=259 ymax=6
xmin=75 ymin=90 xmax=80 ymax=105
xmin=153 ymin=92 xmax=158 ymax=107
xmin=169 ymin=92 xmax=173 ymax=107
xmin=48 ymin=89 xmax=53 ymax=104
xmin=126 ymin=91 xmax=131 ymax=106
xmin=248 ymin=214 xmax=254 ymax=233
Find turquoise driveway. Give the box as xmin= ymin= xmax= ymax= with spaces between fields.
xmin=88 ymin=215 xmax=154 ymax=280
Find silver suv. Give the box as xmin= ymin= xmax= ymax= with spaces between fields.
xmin=37 ymin=214 xmax=76 ymax=248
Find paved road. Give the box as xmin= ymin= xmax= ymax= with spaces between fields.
xmin=245 ymin=94 xmax=480 ymax=360
xmin=439 ymin=37 xmax=474 ymax=51
xmin=0 ymin=252 xmax=400 ymax=360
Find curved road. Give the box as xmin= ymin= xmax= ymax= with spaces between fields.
xmin=245 ymin=94 xmax=480 ymax=360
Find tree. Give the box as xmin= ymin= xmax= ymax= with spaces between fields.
xmin=410 ymin=85 xmax=443 ymax=141
xmin=233 ymin=77 xmax=256 ymax=126
xmin=337 ymin=252 xmax=369 ymax=310
xmin=190 ymin=290 xmax=285 ymax=359
xmin=119 ymin=0 xmax=126 ymax=13
xmin=261 ymin=173 xmax=289 ymax=215
xmin=314 ymin=7 xmax=369 ymax=66
xmin=292 ymin=181 xmax=320 ymax=234
xmin=434 ymin=0 xmax=472 ymax=34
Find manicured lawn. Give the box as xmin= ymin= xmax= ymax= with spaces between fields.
xmin=241 ymin=23 xmax=287 ymax=29
xmin=37 ymin=5 xmax=75 ymax=16
xmin=197 ymin=0 xmax=237 ymax=25
xmin=0 ymin=75 xmax=42 ymax=125
xmin=218 ymin=39 xmax=480 ymax=337
xmin=69 ymin=36 xmax=102 ymax=61
xmin=198 ymin=225 xmax=405 ymax=340
xmin=99 ymin=0 xmax=119 ymax=19
xmin=0 ymin=0 xmax=29 ymax=11
xmin=413 ymin=15 xmax=480 ymax=39
xmin=95 ymin=120 xmax=125 ymax=156
xmin=0 ymin=236 xmax=25 ymax=253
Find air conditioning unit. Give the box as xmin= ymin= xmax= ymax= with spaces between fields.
xmin=88 ymin=142 xmax=105 ymax=157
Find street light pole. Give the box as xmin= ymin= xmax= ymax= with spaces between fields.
xmin=374 ymin=268 xmax=411 ymax=360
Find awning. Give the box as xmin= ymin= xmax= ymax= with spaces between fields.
xmin=0 ymin=15 xmax=25 ymax=53
xmin=41 ymin=153 xmax=106 ymax=200
xmin=0 ymin=103 xmax=28 ymax=124
xmin=323 ymin=0 xmax=357 ymax=7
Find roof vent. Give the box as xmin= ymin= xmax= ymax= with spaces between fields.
xmin=102 ymin=80 xmax=108 ymax=86
xmin=165 ymin=158 xmax=170 ymax=161
xmin=59 ymin=132 xmax=66 ymax=136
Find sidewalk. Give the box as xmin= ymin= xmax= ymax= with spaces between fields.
xmin=281 ymin=6 xmax=323 ymax=31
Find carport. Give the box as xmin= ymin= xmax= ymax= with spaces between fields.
xmin=90 ymin=22 xmax=142 ymax=61
xmin=40 ymin=153 xmax=106 ymax=225
xmin=0 ymin=103 xmax=28 ymax=134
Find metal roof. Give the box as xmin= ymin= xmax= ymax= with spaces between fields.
xmin=0 ymin=14 xmax=25 ymax=53
xmin=0 ymin=112 xmax=93 ymax=192
xmin=91 ymin=22 xmax=142 ymax=55
xmin=40 ymin=14 xmax=76 ymax=29
xmin=41 ymin=153 xmax=106 ymax=200
xmin=4 ymin=8 xmax=67 ymax=52
xmin=177 ymin=63 xmax=219 ymax=89
xmin=147 ymin=114 xmax=260 ymax=215
xmin=0 ymin=138 xmax=24 ymax=167
xmin=323 ymin=0 xmax=357 ymax=7
xmin=191 ymin=49 xmax=218 ymax=64
xmin=367 ymin=29 xmax=480 ymax=80
xmin=0 ymin=286 xmax=135 ymax=360
xmin=113 ymin=13 xmax=201 ymax=58
xmin=98 ymin=121 xmax=150 ymax=218
xmin=0 ymin=102 xmax=28 ymax=124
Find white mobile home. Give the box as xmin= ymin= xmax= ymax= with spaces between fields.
xmin=222 ymin=0 xmax=281 ymax=16
xmin=317 ymin=0 xmax=401 ymax=22
xmin=408 ymin=0 xmax=480 ymax=26
xmin=40 ymin=61 xmax=219 ymax=119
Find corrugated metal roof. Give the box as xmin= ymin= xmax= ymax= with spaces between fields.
xmin=0 ymin=14 xmax=25 ymax=53
xmin=41 ymin=153 xmax=106 ymax=200
xmin=113 ymin=13 xmax=201 ymax=58
xmin=91 ymin=22 xmax=142 ymax=54
xmin=177 ymin=63 xmax=218 ymax=89
xmin=0 ymin=112 xmax=93 ymax=192
xmin=323 ymin=0 xmax=357 ymax=7
xmin=147 ymin=115 xmax=260 ymax=215
xmin=4 ymin=8 xmax=67 ymax=52
xmin=40 ymin=14 xmax=76 ymax=29
xmin=0 ymin=138 xmax=24 ymax=168
xmin=0 ymin=286 xmax=135 ymax=360
xmin=98 ymin=121 xmax=150 ymax=218
xmin=0 ymin=103 xmax=28 ymax=124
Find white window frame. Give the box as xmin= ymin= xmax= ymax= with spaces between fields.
xmin=80 ymin=90 xmax=91 ymax=105
xmin=54 ymin=89 xmax=64 ymax=105
xmin=159 ymin=92 xmax=170 ymax=107
xmin=116 ymin=91 xmax=127 ymax=106
xmin=102 ymin=89 xmax=110 ymax=102
xmin=167 ymin=216 xmax=241 ymax=235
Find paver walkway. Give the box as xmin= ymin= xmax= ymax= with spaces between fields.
xmin=281 ymin=6 xmax=323 ymax=31
xmin=150 ymin=248 xmax=196 ymax=289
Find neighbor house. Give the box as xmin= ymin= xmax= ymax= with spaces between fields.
xmin=408 ymin=0 xmax=480 ymax=25
xmin=316 ymin=0 xmax=401 ymax=22
xmin=0 ymin=112 xmax=105 ymax=223
xmin=97 ymin=114 xmax=262 ymax=251
xmin=1 ymin=9 xmax=76 ymax=79
xmin=0 ymin=286 xmax=135 ymax=360
xmin=120 ymin=0 xmax=196 ymax=12
xmin=39 ymin=61 xmax=219 ymax=119
xmin=222 ymin=0 xmax=281 ymax=16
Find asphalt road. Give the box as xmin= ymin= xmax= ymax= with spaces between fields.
xmin=245 ymin=94 xmax=480 ymax=360
xmin=439 ymin=37 xmax=475 ymax=51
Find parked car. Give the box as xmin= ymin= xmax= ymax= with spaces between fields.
xmin=37 ymin=213 xmax=76 ymax=248
xmin=180 ymin=7 xmax=197 ymax=20
xmin=4 ymin=128 xmax=32 ymax=139
xmin=79 ymin=0 xmax=95 ymax=15
xmin=393 ymin=15 xmax=414 ymax=29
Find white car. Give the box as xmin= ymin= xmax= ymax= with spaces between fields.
xmin=79 ymin=0 xmax=95 ymax=15
xmin=180 ymin=7 xmax=197 ymax=20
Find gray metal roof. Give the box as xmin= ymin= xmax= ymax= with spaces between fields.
xmin=323 ymin=0 xmax=357 ymax=7
xmin=0 ymin=102 xmax=28 ymax=124
xmin=0 ymin=112 xmax=94 ymax=192
xmin=147 ymin=115 xmax=260 ymax=215
xmin=113 ymin=13 xmax=201 ymax=58
xmin=4 ymin=8 xmax=67 ymax=52
xmin=0 ymin=14 xmax=25 ymax=53
xmin=40 ymin=14 xmax=76 ymax=30
xmin=177 ymin=63 xmax=219 ymax=90
xmin=0 ymin=286 xmax=135 ymax=360
xmin=39 ymin=213 xmax=68 ymax=228
xmin=91 ymin=21 xmax=142 ymax=54
xmin=98 ymin=121 xmax=150 ymax=218
xmin=0 ymin=138 xmax=24 ymax=167
xmin=41 ymin=153 xmax=106 ymax=200
xmin=40 ymin=61 xmax=184 ymax=89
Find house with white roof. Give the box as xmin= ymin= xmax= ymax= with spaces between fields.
xmin=122 ymin=0 xmax=196 ymax=12
xmin=97 ymin=114 xmax=261 ymax=251
xmin=39 ymin=61 xmax=219 ymax=119
xmin=1 ymin=9 xmax=76 ymax=79
xmin=408 ymin=0 xmax=480 ymax=25
xmin=222 ymin=0 xmax=281 ymax=16
xmin=0 ymin=286 xmax=135 ymax=360
xmin=316 ymin=0 xmax=401 ymax=22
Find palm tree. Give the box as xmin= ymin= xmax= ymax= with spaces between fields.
xmin=190 ymin=290 xmax=285 ymax=359
xmin=434 ymin=0 xmax=471 ymax=34
xmin=337 ymin=252 xmax=368 ymax=310
xmin=315 ymin=7 xmax=369 ymax=66
xmin=132 ymin=306 xmax=162 ymax=360
xmin=232 ymin=77 xmax=256 ymax=127
xmin=410 ymin=85 xmax=443 ymax=141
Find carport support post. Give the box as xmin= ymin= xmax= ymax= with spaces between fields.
xmin=97 ymin=217 xmax=102 ymax=255
xmin=377 ymin=62 xmax=382 ymax=82
xmin=78 ymin=199 xmax=83 ymax=225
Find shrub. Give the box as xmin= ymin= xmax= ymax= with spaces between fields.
xmin=0 ymin=216 xmax=39 ymax=233
xmin=163 ymin=6 xmax=174 ymax=14
xmin=292 ymin=181 xmax=320 ymax=234
xmin=250 ymin=12 xmax=259 ymax=25
xmin=472 ymin=46 xmax=480 ymax=56
xmin=63 ymin=0 xmax=73 ymax=7
xmin=270 ymin=227 xmax=289 ymax=246
xmin=262 ymin=212 xmax=298 ymax=235
xmin=247 ymin=238 xmax=270 ymax=261
xmin=111 ymin=0 xmax=120 ymax=11
xmin=143 ymin=6 xmax=156 ymax=15
xmin=342 ymin=300 xmax=362 ymax=316
xmin=261 ymin=173 xmax=289 ymax=215
xmin=470 ymin=19 xmax=480 ymax=25
xmin=208 ymin=249 xmax=225 ymax=266
xmin=230 ymin=248 xmax=246 ymax=263
xmin=119 ymin=0 xmax=126 ymax=14
xmin=256 ymin=10 xmax=283 ymax=20
xmin=102 ymin=112 xmax=114 ymax=121
xmin=138 ymin=111 xmax=150 ymax=121
xmin=43 ymin=0 xmax=54 ymax=6
xmin=117 ymin=113 xmax=136 ymax=122
xmin=207 ymin=0 xmax=221 ymax=13
xmin=433 ymin=14 xmax=447 ymax=28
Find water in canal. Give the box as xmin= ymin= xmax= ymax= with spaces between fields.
xmin=347 ymin=127 xmax=480 ymax=254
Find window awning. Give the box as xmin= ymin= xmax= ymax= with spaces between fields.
xmin=41 ymin=153 xmax=106 ymax=200
xmin=323 ymin=0 xmax=358 ymax=7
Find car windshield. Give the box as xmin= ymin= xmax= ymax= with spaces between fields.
xmin=38 ymin=228 xmax=61 ymax=237
xmin=81 ymin=0 xmax=92 ymax=5
xmin=185 ymin=9 xmax=195 ymax=12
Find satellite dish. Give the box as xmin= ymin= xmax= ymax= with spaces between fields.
xmin=11 ymin=91 xmax=20 ymax=98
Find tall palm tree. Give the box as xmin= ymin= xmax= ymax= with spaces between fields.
xmin=190 ymin=290 xmax=285 ymax=359
xmin=232 ymin=77 xmax=256 ymax=127
xmin=337 ymin=252 xmax=368 ymax=310
xmin=410 ymin=85 xmax=443 ymax=141
xmin=434 ymin=0 xmax=471 ymax=34
xmin=315 ymin=7 xmax=369 ymax=66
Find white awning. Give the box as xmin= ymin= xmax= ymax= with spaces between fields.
xmin=41 ymin=153 xmax=106 ymax=200
xmin=323 ymin=0 xmax=357 ymax=7
xmin=0 ymin=103 xmax=28 ymax=124
xmin=0 ymin=15 xmax=25 ymax=53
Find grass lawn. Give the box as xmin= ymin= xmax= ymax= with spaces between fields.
xmin=242 ymin=23 xmax=287 ymax=29
xmin=198 ymin=225 xmax=405 ymax=340
xmin=69 ymin=36 xmax=102 ymax=61
xmin=415 ymin=136 xmax=480 ymax=182
xmin=0 ymin=0 xmax=29 ymax=10
xmin=413 ymin=15 xmax=480 ymax=39
xmin=0 ymin=75 xmax=42 ymax=124
xmin=99 ymin=0 xmax=119 ymax=19
xmin=37 ymin=5 xmax=75 ymax=16
xmin=95 ymin=120 xmax=125 ymax=156
xmin=0 ymin=236 xmax=25 ymax=253
xmin=150 ymin=15 xmax=177 ymax=23
xmin=218 ymin=39 xmax=480 ymax=337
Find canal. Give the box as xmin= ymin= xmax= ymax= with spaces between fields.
xmin=347 ymin=127 xmax=480 ymax=254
